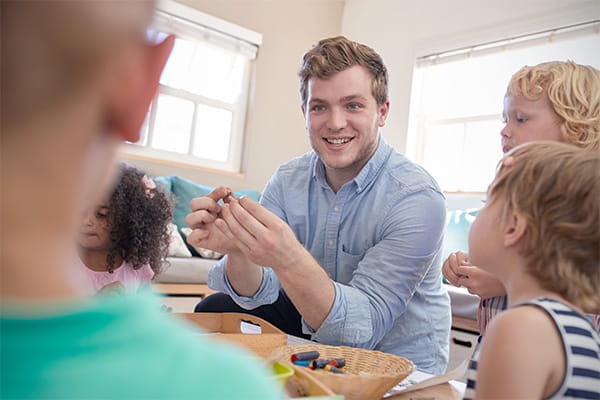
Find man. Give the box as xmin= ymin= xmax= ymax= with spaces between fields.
xmin=187 ymin=36 xmax=450 ymax=374
xmin=0 ymin=2 xmax=280 ymax=398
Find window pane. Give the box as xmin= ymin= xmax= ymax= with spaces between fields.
xmin=160 ymin=37 xmax=245 ymax=104
xmin=423 ymin=124 xmax=464 ymax=192
xmin=193 ymin=104 xmax=233 ymax=162
xmin=151 ymin=94 xmax=194 ymax=154
xmin=409 ymin=30 xmax=600 ymax=192
xmin=461 ymin=120 xmax=504 ymax=192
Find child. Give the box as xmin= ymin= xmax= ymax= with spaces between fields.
xmin=463 ymin=141 xmax=600 ymax=399
xmin=443 ymin=61 xmax=600 ymax=333
xmin=0 ymin=2 xmax=281 ymax=399
xmin=78 ymin=163 xmax=171 ymax=294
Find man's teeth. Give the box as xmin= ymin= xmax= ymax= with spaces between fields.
xmin=326 ymin=138 xmax=351 ymax=145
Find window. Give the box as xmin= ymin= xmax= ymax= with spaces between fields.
xmin=121 ymin=0 xmax=262 ymax=173
xmin=407 ymin=21 xmax=600 ymax=192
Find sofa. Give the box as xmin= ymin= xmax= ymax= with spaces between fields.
xmin=153 ymin=175 xmax=481 ymax=322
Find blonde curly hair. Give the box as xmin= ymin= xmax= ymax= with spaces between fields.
xmin=507 ymin=61 xmax=600 ymax=150
xmin=489 ymin=141 xmax=600 ymax=312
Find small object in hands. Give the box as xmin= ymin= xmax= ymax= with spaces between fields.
xmin=293 ymin=360 xmax=311 ymax=367
xmin=312 ymin=358 xmax=346 ymax=369
xmin=226 ymin=190 xmax=236 ymax=202
xmin=291 ymin=350 xmax=320 ymax=362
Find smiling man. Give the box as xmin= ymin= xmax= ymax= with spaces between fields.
xmin=186 ymin=36 xmax=451 ymax=374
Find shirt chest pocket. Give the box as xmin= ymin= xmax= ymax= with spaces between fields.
xmin=337 ymin=247 xmax=365 ymax=284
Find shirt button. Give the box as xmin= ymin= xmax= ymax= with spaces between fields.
xmin=328 ymin=240 xmax=334 ymax=246
xmin=334 ymin=207 xmax=339 ymax=212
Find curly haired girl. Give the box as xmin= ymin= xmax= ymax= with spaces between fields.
xmin=78 ymin=164 xmax=172 ymax=294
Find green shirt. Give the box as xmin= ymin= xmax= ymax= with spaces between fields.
xmin=1 ymin=291 xmax=282 ymax=399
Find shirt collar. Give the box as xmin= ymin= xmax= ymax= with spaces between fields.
xmin=311 ymin=134 xmax=393 ymax=193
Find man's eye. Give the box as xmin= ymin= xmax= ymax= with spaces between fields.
xmin=96 ymin=212 xmax=108 ymax=218
xmin=347 ymin=103 xmax=361 ymax=110
xmin=311 ymin=105 xmax=325 ymax=112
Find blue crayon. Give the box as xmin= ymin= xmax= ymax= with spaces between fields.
xmin=293 ymin=360 xmax=311 ymax=367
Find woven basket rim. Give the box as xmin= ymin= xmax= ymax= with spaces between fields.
xmin=271 ymin=344 xmax=416 ymax=380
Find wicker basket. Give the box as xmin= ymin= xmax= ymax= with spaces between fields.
xmin=269 ymin=344 xmax=415 ymax=400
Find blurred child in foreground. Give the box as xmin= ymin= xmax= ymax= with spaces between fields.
xmin=0 ymin=1 xmax=281 ymax=398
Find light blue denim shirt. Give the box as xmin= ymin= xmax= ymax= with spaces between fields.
xmin=208 ymin=137 xmax=451 ymax=374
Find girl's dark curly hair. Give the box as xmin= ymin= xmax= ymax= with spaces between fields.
xmin=106 ymin=164 xmax=172 ymax=274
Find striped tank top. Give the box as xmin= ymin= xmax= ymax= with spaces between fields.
xmin=463 ymin=298 xmax=600 ymax=399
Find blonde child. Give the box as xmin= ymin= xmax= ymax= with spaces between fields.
xmin=443 ymin=61 xmax=600 ymax=333
xmin=78 ymin=163 xmax=171 ymax=294
xmin=462 ymin=141 xmax=599 ymax=399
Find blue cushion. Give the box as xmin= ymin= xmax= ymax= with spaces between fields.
xmin=441 ymin=208 xmax=479 ymax=262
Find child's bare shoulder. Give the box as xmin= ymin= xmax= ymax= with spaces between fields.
xmin=485 ymin=302 xmax=561 ymax=351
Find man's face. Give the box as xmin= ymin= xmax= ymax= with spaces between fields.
xmin=303 ymin=65 xmax=389 ymax=180
xmin=500 ymin=94 xmax=563 ymax=153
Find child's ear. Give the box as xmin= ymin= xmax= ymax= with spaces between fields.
xmin=108 ymin=34 xmax=175 ymax=143
xmin=503 ymin=212 xmax=527 ymax=247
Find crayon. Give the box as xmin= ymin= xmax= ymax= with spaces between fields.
xmin=312 ymin=358 xmax=346 ymax=369
xmin=292 ymin=360 xmax=311 ymax=367
xmin=323 ymin=364 xmax=345 ymax=374
xmin=290 ymin=351 xmax=320 ymax=362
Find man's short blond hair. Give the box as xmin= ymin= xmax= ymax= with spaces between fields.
xmin=298 ymin=36 xmax=388 ymax=108
xmin=489 ymin=141 xmax=600 ymax=312
xmin=507 ymin=61 xmax=600 ymax=150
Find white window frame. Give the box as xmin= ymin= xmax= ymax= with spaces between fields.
xmin=119 ymin=0 xmax=262 ymax=173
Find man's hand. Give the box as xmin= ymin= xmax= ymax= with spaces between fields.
xmin=215 ymin=196 xmax=307 ymax=271
xmin=184 ymin=187 xmax=242 ymax=255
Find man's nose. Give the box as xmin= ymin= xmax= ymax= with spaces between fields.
xmin=326 ymin=107 xmax=347 ymax=131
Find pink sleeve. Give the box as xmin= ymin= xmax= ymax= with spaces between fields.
xmin=139 ymin=264 xmax=155 ymax=282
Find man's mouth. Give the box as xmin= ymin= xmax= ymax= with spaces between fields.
xmin=325 ymin=137 xmax=353 ymax=146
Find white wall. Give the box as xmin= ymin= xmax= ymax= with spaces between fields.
xmin=341 ymin=0 xmax=600 ymax=154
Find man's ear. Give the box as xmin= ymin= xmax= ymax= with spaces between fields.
xmin=109 ymin=34 xmax=175 ymax=143
xmin=377 ymin=101 xmax=390 ymax=127
xmin=503 ymin=212 xmax=527 ymax=247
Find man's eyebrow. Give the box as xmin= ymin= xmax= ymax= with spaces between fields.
xmin=340 ymin=94 xmax=368 ymax=102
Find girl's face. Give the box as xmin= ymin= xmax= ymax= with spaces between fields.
xmin=501 ymin=94 xmax=563 ymax=153
xmin=78 ymin=205 xmax=111 ymax=251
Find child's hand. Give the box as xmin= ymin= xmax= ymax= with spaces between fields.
xmin=442 ymin=250 xmax=470 ymax=287
xmin=97 ymin=281 xmax=126 ymax=296
xmin=456 ymin=265 xmax=507 ymax=298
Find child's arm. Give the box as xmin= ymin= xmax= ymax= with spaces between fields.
xmin=474 ymin=306 xmax=565 ymax=399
